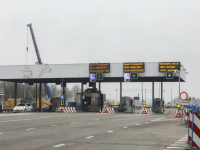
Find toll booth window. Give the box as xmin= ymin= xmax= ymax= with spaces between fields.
xmin=123 ymin=100 xmax=126 ymax=105
xmin=94 ymin=98 xmax=99 ymax=106
xmin=87 ymin=98 xmax=91 ymax=105
xmin=55 ymin=100 xmax=57 ymax=107
xmin=155 ymin=101 xmax=160 ymax=107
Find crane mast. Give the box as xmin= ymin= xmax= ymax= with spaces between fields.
xmin=27 ymin=23 xmax=51 ymax=98
xmin=27 ymin=23 xmax=42 ymax=64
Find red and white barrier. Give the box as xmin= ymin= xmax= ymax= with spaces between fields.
xmin=192 ymin=113 xmax=200 ymax=149
xmin=55 ymin=107 xmax=77 ymax=113
xmin=189 ymin=111 xmax=193 ymax=144
xmin=185 ymin=107 xmax=190 ymax=124
xmin=140 ymin=108 xmax=153 ymax=114
xmin=100 ymin=107 xmax=115 ymax=113
xmin=167 ymin=110 xmax=185 ymax=118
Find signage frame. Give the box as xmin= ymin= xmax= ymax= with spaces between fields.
xmin=123 ymin=62 xmax=145 ymax=73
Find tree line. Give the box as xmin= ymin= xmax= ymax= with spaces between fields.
xmin=0 ymin=82 xmax=82 ymax=102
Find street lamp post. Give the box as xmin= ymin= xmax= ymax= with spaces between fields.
xmin=179 ymin=71 xmax=181 ymax=104
xmin=23 ymin=83 xmax=25 ymax=99
xmin=171 ymin=82 xmax=172 ymax=108
xmin=108 ymin=94 xmax=112 ymax=104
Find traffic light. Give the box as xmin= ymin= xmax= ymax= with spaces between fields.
xmin=130 ymin=72 xmax=138 ymax=79
xmin=166 ymin=72 xmax=173 ymax=79
xmin=96 ymin=72 xmax=103 ymax=80
xmin=177 ymin=104 xmax=180 ymax=108
xmin=131 ymin=100 xmax=134 ymax=106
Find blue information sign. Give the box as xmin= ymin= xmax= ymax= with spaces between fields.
xmin=60 ymin=95 xmax=64 ymax=99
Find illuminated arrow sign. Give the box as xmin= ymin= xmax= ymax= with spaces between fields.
xmin=130 ymin=72 xmax=138 ymax=79
xmin=96 ymin=72 xmax=103 ymax=80
xmin=166 ymin=72 xmax=173 ymax=79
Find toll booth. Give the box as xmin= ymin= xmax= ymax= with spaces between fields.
xmin=119 ymin=96 xmax=133 ymax=113
xmin=154 ymin=98 xmax=164 ymax=113
xmin=51 ymin=97 xmax=61 ymax=112
xmin=76 ymin=88 xmax=105 ymax=112
xmin=84 ymin=93 xmax=99 ymax=112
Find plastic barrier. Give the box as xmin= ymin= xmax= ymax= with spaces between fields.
xmin=55 ymin=107 xmax=77 ymax=113
xmin=139 ymin=108 xmax=153 ymax=114
xmin=167 ymin=110 xmax=185 ymax=118
xmin=191 ymin=107 xmax=200 ymax=149
xmin=99 ymin=107 xmax=115 ymax=113
xmin=185 ymin=106 xmax=192 ymax=125
xmin=185 ymin=105 xmax=200 ymax=149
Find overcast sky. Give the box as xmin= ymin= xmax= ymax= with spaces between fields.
xmin=1 ymin=0 xmax=200 ymax=104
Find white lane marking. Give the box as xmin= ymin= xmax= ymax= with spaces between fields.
xmin=123 ymin=127 xmax=128 ymax=129
xmin=107 ymin=130 xmax=113 ymax=133
xmin=0 ymin=133 xmax=2 ymax=134
xmin=41 ymin=117 xmax=51 ymax=119
xmin=8 ymin=120 xmax=17 ymax=121
xmin=70 ymin=122 xmax=80 ymax=124
xmin=1 ymin=121 xmax=8 ymax=122
xmin=135 ymin=124 xmax=140 ymax=125
xmin=178 ymin=139 xmax=187 ymax=141
xmin=53 ymin=144 xmax=65 ymax=148
xmin=0 ymin=113 xmax=31 ymax=117
xmin=145 ymin=122 xmax=149 ymax=123
xmin=23 ymin=119 xmax=31 ymax=120
xmin=51 ymin=125 xmax=58 ymax=127
xmin=170 ymin=144 xmax=187 ymax=146
xmin=85 ymin=136 xmax=94 ymax=139
xmin=174 ymin=142 xmax=185 ymax=144
xmin=152 ymin=119 xmax=160 ymax=121
xmin=166 ymin=147 xmax=186 ymax=149
xmin=26 ymin=128 xmax=35 ymax=131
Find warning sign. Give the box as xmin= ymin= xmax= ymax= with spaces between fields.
xmin=112 ymin=101 xmax=115 ymax=105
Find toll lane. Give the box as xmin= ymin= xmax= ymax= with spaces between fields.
xmin=0 ymin=113 xmax=187 ymax=150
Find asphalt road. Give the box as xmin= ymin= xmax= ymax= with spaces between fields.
xmin=0 ymin=111 xmax=188 ymax=150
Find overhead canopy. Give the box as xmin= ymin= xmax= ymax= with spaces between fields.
xmin=0 ymin=62 xmax=187 ymax=83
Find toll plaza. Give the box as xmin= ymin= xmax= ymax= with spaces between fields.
xmin=0 ymin=62 xmax=187 ymax=113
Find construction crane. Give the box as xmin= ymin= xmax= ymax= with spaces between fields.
xmin=27 ymin=23 xmax=52 ymax=98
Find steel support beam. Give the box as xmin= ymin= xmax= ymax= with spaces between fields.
xmin=36 ymin=83 xmax=37 ymax=107
xmin=99 ymin=82 xmax=101 ymax=91
xmin=14 ymin=82 xmax=17 ymax=107
xmin=120 ymin=82 xmax=122 ymax=112
xmin=39 ymin=83 xmax=41 ymax=112
xmin=161 ymin=81 xmax=164 ymax=113
xmin=81 ymin=82 xmax=83 ymax=107
xmin=152 ymin=82 xmax=154 ymax=112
